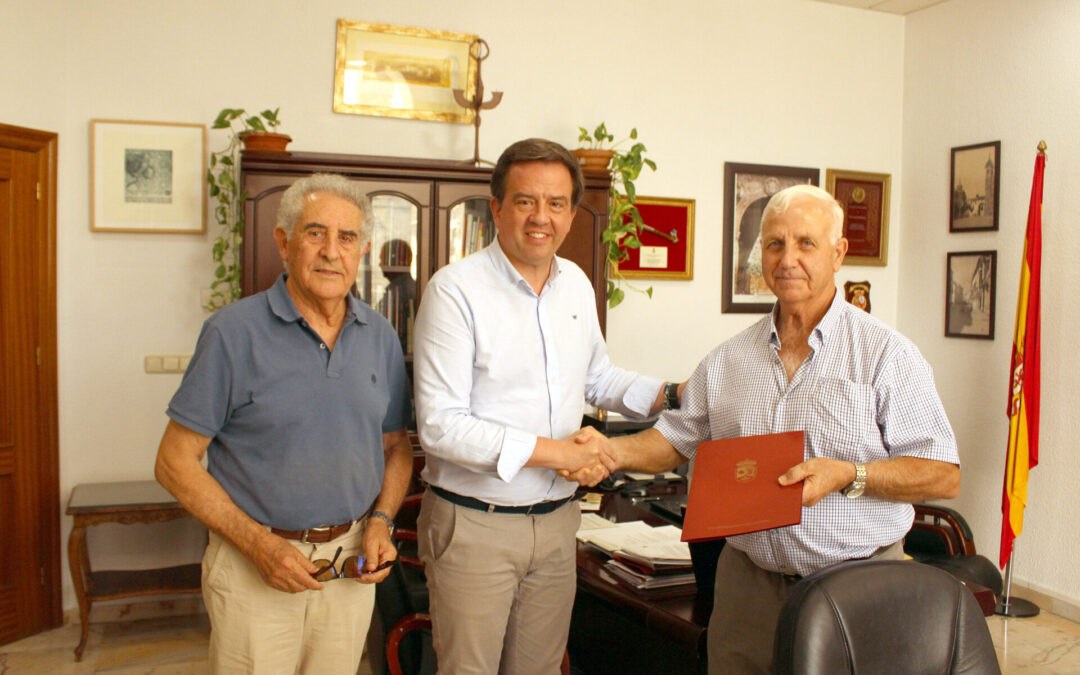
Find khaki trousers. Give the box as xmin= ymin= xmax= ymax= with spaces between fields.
xmin=707 ymin=540 xmax=906 ymax=674
xmin=418 ymin=490 xmax=581 ymax=675
xmin=202 ymin=525 xmax=376 ymax=674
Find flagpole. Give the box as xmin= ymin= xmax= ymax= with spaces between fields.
xmin=995 ymin=541 xmax=1040 ymax=617
xmin=995 ymin=140 xmax=1046 ymax=619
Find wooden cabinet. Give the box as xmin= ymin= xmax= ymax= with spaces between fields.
xmin=239 ymin=151 xmax=612 ymax=343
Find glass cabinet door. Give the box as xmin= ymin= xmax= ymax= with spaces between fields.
xmin=360 ymin=192 xmax=421 ymax=354
xmin=447 ymin=197 xmax=495 ymax=264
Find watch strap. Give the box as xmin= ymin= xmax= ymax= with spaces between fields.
xmin=663 ymin=382 xmax=680 ymax=410
xmin=370 ymin=510 xmax=395 ymax=535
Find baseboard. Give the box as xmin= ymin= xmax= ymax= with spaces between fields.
xmin=63 ymin=596 xmax=206 ymax=626
xmin=1006 ymin=581 xmax=1080 ymax=623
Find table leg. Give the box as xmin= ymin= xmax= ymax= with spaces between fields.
xmin=67 ymin=521 xmax=91 ymax=661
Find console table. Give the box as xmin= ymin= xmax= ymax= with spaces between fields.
xmin=66 ymin=481 xmax=202 ymax=661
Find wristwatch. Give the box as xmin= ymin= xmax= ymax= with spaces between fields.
xmin=842 ymin=463 xmax=867 ymax=498
xmin=663 ymin=382 xmax=680 ymax=410
xmin=370 ymin=510 xmax=395 ymax=536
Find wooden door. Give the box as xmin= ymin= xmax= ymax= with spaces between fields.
xmin=0 ymin=124 xmax=61 ymax=645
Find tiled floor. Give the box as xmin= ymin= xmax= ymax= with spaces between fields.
xmin=2 ymin=609 xmax=1079 ymax=673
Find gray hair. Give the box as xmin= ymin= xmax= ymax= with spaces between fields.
xmin=762 ymin=184 xmax=845 ymax=244
xmin=276 ymin=173 xmax=373 ymax=242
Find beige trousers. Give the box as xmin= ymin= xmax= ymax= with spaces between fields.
xmin=418 ymin=490 xmax=580 ymax=675
xmin=202 ymin=525 xmax=376 ymax=674
xmin=707 ymin=540 xmax=906 ymax=674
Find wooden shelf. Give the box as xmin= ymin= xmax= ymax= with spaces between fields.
xmin=88 ymin=563 xmax=202 ymax=600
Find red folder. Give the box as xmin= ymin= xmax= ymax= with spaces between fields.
xmin=681 ymin=431 xmax=805 ymax=542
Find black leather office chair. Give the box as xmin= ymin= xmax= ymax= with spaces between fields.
xmin=905 ymin=503 xmax=1003 ymax=597
xmin=772 ymin=559 xmax=1000 ymax=675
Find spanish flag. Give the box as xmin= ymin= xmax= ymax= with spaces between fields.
xmin=1000 ymin=145 xmax=1045 ymax=569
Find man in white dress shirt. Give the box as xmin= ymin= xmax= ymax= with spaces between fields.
xmin=412 ymin=138 xmax=680 ymax=673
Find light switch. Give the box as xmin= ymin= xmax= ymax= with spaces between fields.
xmin=162 ymin=356 xmax=180 ymax=372
xmin=145 ymin=356 xmax=164 ymax=373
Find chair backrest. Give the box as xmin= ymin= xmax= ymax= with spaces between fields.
xmin=772 ymin=559 xmax=1000 ymax=675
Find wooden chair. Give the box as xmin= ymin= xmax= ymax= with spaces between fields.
xmin=905 ymin=503 xmax=1003 ymax=599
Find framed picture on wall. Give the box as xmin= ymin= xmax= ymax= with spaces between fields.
xmin=333 ymin=20 xmax=479 ymax=123
xmin=90 ymin=119 xmax=207 ymax=233
xmin=826 ymin=169 xmax=890 ymax=266
xmin=945 ymin=250 xmax=996 ymax=339
xmin=612 ymin=196 xmax=695 ymax=281
xmin=950 ymin=141 xmax=1000 ymax=232
xmin=722 ymin=162 xmax=819 ymax=313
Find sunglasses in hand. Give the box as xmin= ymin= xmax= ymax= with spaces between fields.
xmin=310 ymin=546 xmax=396 ymax=581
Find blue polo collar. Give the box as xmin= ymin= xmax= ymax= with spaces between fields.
xmin=266 ymin=273 xmax=367 ymax=326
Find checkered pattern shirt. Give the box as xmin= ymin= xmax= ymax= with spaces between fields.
xmin=655 ymin=291 xmax=959 ymax=577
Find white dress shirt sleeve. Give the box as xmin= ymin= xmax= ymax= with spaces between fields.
xmin=580 ymin=289 xmax=664 ymax=416
xmin=413 ymin=278 xmax=538 ymax=482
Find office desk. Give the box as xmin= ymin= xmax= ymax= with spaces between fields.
xmin=569 ymin=479 xmax=709 ymax=674
xmin=568 ymin=480 xmax=999 ymax=674
xmin=66 ymin=481 xmax=202 ymax=661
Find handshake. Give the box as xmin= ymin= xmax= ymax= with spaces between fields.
xmin=553 ymin=426 xmax=620 ymax=487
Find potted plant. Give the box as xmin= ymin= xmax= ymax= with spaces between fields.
xmin=204 ymin=108 xmax=287 ymax=310
xmin=574 ymin=123 xmax=657 ymax=308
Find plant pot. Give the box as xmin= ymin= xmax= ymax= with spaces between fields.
xmin=572 ymin=149 xmax=614 ymax=175
xmin=240 ymin=131 xmax=292 ymax=153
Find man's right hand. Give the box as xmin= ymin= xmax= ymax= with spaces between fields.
xmin=557 ymin=427 xmax=618 ymax=486
xmin=247 ymin=532 xmax=323 ymax=593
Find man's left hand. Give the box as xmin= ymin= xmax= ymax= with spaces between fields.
xmin=358 ymin=515 xmax=397 ymax=583
xmin=778 ymin=458 xmax=857 ymax=507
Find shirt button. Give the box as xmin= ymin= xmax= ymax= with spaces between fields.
xmin=320 ymin=343 xmax=326 ymax=350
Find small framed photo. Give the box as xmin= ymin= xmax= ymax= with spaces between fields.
xmin=723 ymin=162 xmax=819 ymax=313
xmin=612 ymin=196 xmax=695 ymax=281
xmin=950 ymin=141 xmax=1000 ymax=232
xmin=946 ymin=250 xmax=996 ymax=339
xmin=90 ymin=120 xmax=207 ymax=233
xmin=826 ymin=169 xmax=890 ymax=266
xmin=333 ymin=20 xmax=478 ymax=123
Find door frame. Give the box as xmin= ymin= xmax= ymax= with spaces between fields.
xmin=0 ymin=122 xmax=61 ymax=630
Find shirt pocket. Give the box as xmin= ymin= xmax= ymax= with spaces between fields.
xmin=807 ymin=377 xmax=876 ymax=462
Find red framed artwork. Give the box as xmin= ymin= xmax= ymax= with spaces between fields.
xmin=613 ymin=196 xmax=695 ymax=280
xmin=826 ymin=169 xmax=890 ymax=266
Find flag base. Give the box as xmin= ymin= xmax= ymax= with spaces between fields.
xmin=994 ymin=596 xmax=1040 ymax=617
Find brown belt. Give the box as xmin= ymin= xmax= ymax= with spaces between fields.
xmin=270 ymin=507 xmax=372 ymax=543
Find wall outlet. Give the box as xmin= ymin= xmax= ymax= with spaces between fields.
xmin=144 ymin=355 xmax=190 ymax=374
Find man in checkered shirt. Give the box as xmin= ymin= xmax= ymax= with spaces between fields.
xmin=573 ymin=184 xmax=960 ymax=673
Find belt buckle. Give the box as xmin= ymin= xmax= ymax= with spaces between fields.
xmin=301 ymin=524 xmax=332 ymax=544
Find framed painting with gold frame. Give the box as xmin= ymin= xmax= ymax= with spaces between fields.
xmin=333 ymin=20 xmax=478 ymax=123
xmin=612 ymin=196 xmax=695 ymax=281
xmin=826 ymin=169 xmax=891 ymax=266
xmin=90 ymin=119 xmax=206 ymax=233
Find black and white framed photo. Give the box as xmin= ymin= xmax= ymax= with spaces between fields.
xmin=945 ymin=250 xmax=996 ymax=339
xmin=722 ymin=162 xmax=819 ymax=313
xmin=91 ymin=119 xmax=207 ymax=233
xmin=950 ymin=141 xmax=1000 ymax=232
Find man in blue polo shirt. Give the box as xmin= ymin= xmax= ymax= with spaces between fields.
xmin=155 ymin=173 xmax=412 ymax=673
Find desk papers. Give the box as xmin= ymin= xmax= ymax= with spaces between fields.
xmin=578 ymin=520 xmax=695 ymax=590
xmin=681 ymin=430 xmax=804 ymax=542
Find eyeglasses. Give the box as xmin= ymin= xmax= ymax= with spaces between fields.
xmin=310 ymin=546 xmax=395 ymax=581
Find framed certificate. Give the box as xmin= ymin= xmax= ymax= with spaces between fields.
xmin=611 ymin=196 xmax=694 ymax=281
xmin=826 ymin=169 xmax=890 ymax=266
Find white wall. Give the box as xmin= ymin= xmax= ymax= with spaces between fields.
xmin=900 ymin=0 xmax=1080 ymax=609
xmin=2 ymin=0 xmax=907 ymax=613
